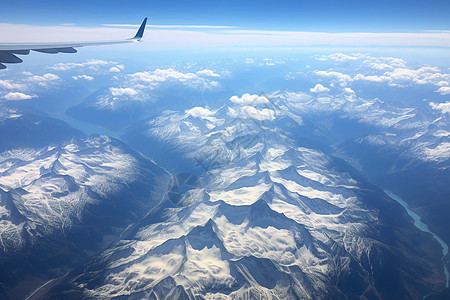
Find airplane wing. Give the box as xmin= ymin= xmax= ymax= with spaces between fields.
xmin=0 ymin=18 xmax=147 ymax=69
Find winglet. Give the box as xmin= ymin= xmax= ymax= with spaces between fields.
xmin=132 ymin=18 xmax=147 ymax=41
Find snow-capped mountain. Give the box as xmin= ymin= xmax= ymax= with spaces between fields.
xmin=0 ymin=114 xmax=170 ymax=299
xmin=265 ymin=91 xmax=450 ymax=261
xmin=273 ymin=90 xmax=449 ymax=164
xmin=273 ymin=90 xmax=450 ymax=294
xmin=0 ymin=135 xmax=168 ymax=253
xmin=48 ymin=101 xmax=445 ymax=299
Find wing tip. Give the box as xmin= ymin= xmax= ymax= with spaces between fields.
xmin=132 ymin=18 xmax=147 ymax=41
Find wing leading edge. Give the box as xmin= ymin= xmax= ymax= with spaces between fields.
xmin=0 ymin=18 xmax=147 ymax=69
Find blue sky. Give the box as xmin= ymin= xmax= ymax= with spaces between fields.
xmin=2 ymin=0 xmax=450 ymax=32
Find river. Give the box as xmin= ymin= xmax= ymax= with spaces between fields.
xmin=385 ymin=190 xmax=449 ymax=289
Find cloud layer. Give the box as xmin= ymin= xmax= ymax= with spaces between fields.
xmin=1 ymin=23 xmax=450 ymax=48
xmin=313 ymin=53 xmax=450 ymax=94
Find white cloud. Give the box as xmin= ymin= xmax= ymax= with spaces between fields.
xmin=344 ymin=87 xmax=355 ymax=94
xmin=353 ymin=67 xmax=450 ymax=87
xmin=230 ymin=93 xmax=269 ymax=105
xmin=28 ymin=73 xmax=60 ymax=82
xmin=354 ymin=74 xmax=386 ymax=82
xmin=383 ymin=57 xmax=407 ymax=67
xmin=185 ymin=107 xmax=215 ymax=118
xmin=109 ymin=67 xmax=121 ymax=73
xmin=389 ymin=67 xmax=438 ymax=82
xmin=4 ymin=92 xmax=35 ymax=101
xmin=314 ymin=71 xmax=352 ymax=82
xmin=262 ymin=58 xmax=284 ymax=66
xmin=316 ymin=53 xmax=363 ymax=62
xmin=436 ymin=87 xmax=450 ymax=95
xmin=365 ymin=57 xmax=406 ymax=68
xmin=366 ymin=62 xmax=393 ymax=70
xmin=310 ymin=84 xmax=330 ymax=93
xmin=110 ymin=87 xmax=138 ymax=97
xmin=128 ymin=72 xmax=166 ymax=84
xmin=430 ymin=102 xmax=450 ymax=114
xmin=0 ymin=80 xmax=25 ymax=90
xmin=128 ymin=68 xmax=219 ymax=90
xmin=51 ymin=60 xmax=113 ymax=71
xmin=196 ymin=69 xmax=220 ymax=77
xmin=317 ymin=54 xmax=407 ymax=71
xmin=436 ymin=81 xmax=449 ymax=87
xmin=153 ymin=68 xmax=197 ymax=81
xmin=242 ymin=106 xmax=275 ymax=121
xmin=72 ymin=75 xmax=94 ymax=81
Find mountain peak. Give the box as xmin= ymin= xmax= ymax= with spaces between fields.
xmin=187 ymin=219 xmax=221 ymax=250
